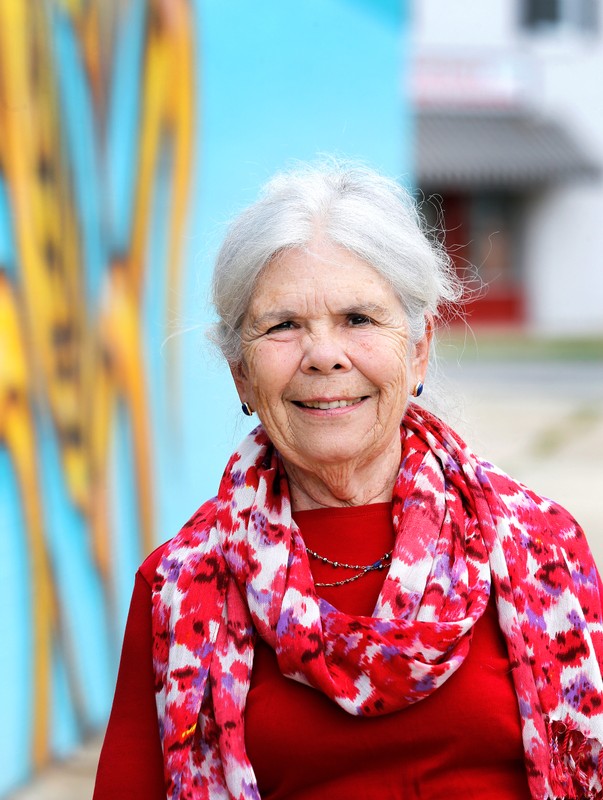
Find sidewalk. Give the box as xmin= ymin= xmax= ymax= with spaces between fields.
xmin=7 ymin=355 xmax=603 ymax=800
xmin=7 ymin=737 xmax=103 ymax=800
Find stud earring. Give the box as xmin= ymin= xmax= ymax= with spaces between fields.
xmin=412 ymin=381 xmax=424 ymax=398
xmin=241 ymin=401 xmax=254 ymax=416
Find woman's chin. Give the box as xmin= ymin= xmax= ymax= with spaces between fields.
xmin=280 ymin=432 xmax=392 ymax=477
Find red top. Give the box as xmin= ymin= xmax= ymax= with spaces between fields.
xmin=94 ymin=503 xmax=531 ymax=800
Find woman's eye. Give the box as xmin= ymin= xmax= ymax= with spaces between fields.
xmin=266 ymin=320 xmax=296 ymax=334
xmin=348 ymin=314 xmax=371 ymax=326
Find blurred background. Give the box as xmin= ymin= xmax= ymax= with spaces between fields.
xmin=0 ymin=0 xmax=601 ymax=797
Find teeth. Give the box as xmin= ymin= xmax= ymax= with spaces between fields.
xmin=299 ymin=398 xmax=362 ymax=409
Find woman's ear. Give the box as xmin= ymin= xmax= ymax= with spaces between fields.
xmin=229 ymin=361 xmax=250 ymax=403
xmin=412 ymin=315 xmax=433 ymax=382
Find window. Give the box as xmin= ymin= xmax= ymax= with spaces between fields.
xmin=521 ymin=0 xmax=598 ymax=33
xmin=523 ymin=0 xmax=559 ymax=28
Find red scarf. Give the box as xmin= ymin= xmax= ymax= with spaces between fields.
xmin=152 ymin=406 xmax=603 ymax=799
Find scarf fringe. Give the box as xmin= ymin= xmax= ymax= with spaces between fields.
xmin=548 ymin=718 xmax=603 ymax=800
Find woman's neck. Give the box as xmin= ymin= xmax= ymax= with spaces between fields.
xmin=283 ymin=439 xmax=401 ymax=511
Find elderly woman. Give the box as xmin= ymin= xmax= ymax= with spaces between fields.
xmin=94 ymin=164 xmax=603 ymax=800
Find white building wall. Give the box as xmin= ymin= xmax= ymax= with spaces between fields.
xmin=412 ymin=0 xmax=514 ymax=49
xmin=526 ymin=30 xmax=603 ymax=332
xmin=412 ymin=0 xmax=603 ymax=334
xmin=526 ymin=185 xmax=603 ymax=332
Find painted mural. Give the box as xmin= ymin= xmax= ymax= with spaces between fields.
xmin=0 ymin=0 xmax=408 ymax=794
xmin=0 ymin=0 xmax=195 ymax=792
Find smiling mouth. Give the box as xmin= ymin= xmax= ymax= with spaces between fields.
xmin=293 ymin=397 xmax=365 ymax=410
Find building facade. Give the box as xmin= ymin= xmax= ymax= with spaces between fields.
xmin=411 ymin=0 xmax=603 ymax=334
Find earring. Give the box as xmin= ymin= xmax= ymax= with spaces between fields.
xmin=412 ymin=381 xmax=424 ymax=398
xmin=241 ymin=401 xmax=254 ymax=416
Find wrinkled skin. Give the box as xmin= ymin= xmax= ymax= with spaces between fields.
xmin=231 ymin=239 xmax=431 ymax=510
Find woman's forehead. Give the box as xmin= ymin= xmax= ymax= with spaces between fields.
xmin=250 ymin=241 xmax=396 ymax=304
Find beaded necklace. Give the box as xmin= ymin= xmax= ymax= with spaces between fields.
xmin=305 ymin=545 xmax=393 ymax=587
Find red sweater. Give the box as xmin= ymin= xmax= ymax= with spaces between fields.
xmin=94 ymin=503 xmax=531 ymax=799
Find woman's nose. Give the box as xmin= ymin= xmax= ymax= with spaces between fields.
xmin=300 ymin=330 xmax=352 ymax=374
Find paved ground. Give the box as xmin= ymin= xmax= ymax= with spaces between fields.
xmin=7 ymin=737 xmax=103 ymax=800
xmin=7 ymin=355 xmax=602 ymax=799
xmin=443 ymin=358 xmax=603 ymax=565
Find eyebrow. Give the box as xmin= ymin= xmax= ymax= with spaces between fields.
xmin=250 ymin=309 xmax=299 ymax=328
xmin=251 ymin=303 xmax=392 ymax=327
xmin=338 ymin=304 xmax=391 ymax=317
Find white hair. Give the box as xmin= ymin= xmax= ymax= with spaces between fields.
xmin=210 ymin=161 xmax=461 ymax=365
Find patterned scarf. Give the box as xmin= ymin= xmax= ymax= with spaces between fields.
xmin=152 ymin=406 xmax=603 ymax=799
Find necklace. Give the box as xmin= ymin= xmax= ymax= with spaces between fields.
xmin=305 ymin=545 xmax=393 ymax=587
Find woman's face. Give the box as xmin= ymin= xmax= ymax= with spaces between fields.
xmin=232 ymin=239 xmax=431 ymax=478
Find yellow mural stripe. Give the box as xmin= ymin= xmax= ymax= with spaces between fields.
xmin=163 ymin=1 xmax=196 ymax=413
xmin=0 ymin=3 xmax=55 ymax=768
xmin=0 ymin=0 xmax=197 ymax=777
xmin=0 ymin=274 xmax=55 ymax=768
xmin=0 ymin=2 xmax=90 ymax=512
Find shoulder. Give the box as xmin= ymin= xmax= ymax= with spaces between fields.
xmin=137 ymin=497 xmax=219 ymax=588
xmin=138 ymin=541 xmax=172 ymax=586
